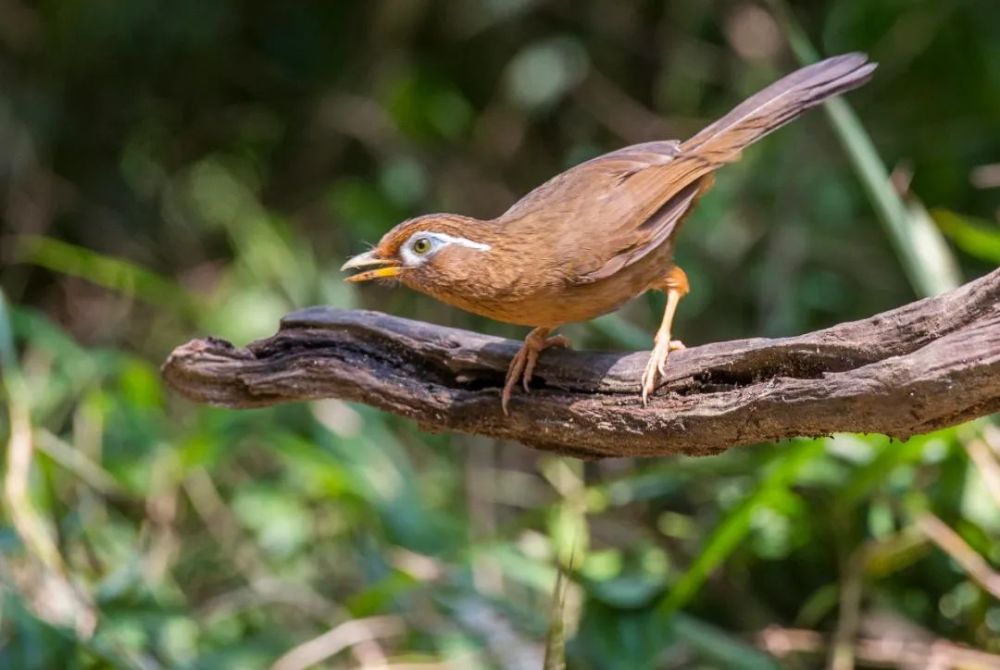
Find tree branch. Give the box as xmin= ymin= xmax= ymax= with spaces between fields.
xmin=162 ymin=269 xmax=1000 ymax=459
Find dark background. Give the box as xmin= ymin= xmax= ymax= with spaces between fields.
xmin=1 ymin=1 xmax=999 ymax=668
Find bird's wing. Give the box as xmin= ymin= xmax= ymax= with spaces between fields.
xmin=574 ymin=173 xmax=710 ymax=282
xmin=497 ymin=141 xmax=714 ymax=283
xmin=500 ymin=141 xmax=681 ymax=221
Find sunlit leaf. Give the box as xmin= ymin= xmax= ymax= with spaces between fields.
xmin=933 ymin=208 xmax=1000 ymax=264
xmin=15 ymin=235 xmax=198 ymax=316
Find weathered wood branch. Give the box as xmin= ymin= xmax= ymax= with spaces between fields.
xmin=163 ymin=269 xmax=1000 ymax=459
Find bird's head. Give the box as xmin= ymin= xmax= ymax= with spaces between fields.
xmin=341 ymin=214 xmax=493 ymax=290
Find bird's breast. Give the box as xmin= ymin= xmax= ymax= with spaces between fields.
xmin=405 ymin=239 xmax=674 ymax=327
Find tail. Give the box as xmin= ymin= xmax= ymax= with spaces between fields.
xmin=680 ymin=53 xmax=876 ymax=162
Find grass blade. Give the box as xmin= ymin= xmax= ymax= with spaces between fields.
xmin=767 ymin=0 xmax=962 ymax=297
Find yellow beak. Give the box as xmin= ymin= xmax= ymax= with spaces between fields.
xmin=340 ymin=250 xmax=402 ymax=282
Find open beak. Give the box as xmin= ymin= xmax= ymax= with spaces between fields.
xmin=340 ymin=250 xmax=402 ymax=282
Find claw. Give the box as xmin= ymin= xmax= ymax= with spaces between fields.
xmin=501 ymin=328 xmax=570 ymax=414
xmin=641 ymin=335 xmax=678 ymax=406
xmin=501 ymin=348 xmax=527 ymax=414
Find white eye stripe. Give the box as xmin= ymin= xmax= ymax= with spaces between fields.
xmin=399 ymin=231 xmax=490 ymax=267
xmin=414 ymin=232 xmax=491 ymax=251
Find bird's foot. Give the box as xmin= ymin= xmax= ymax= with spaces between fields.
xmin=640 ymin=337 xmax=684 ymax=405
xmin=502 ymin=329 xmax=571 ymax=415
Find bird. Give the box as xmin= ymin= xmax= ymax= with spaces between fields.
xmin=342 ymin=53 xmax=877 ymax=414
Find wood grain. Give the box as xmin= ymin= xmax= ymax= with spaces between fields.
xmin=162 ymin=269 xmax=1000 ymax=459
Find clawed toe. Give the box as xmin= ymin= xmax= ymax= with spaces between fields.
xmin=522 ymin=351 xmax=537 ymax=393
xmin=502 ymin=348 xmax=528 ymax=414
xmin=641 ymin=338 xmax=676 ymax=406
xmin=502 ymin=328 xmax=570 ymax=414
xmin=547 ymin=335 xmax=572 ymax=349
xmin=641 ymin=357 xmax=660 ymax=405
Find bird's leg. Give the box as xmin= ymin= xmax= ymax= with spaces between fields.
xmin=641 ymin=266 xmax=689 ymax=405
xmin=502 ymin=326 xmax=570 ymax=414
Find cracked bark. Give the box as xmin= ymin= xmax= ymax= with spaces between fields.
xmin=162 ymin=268 xmax=1000 ymax=459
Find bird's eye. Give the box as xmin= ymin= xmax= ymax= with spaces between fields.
xmin=412 ymin=237 xmax=432 ymax=254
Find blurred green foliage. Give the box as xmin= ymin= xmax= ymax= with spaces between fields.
xmin=1 ymin=1 xmax=999 ymax=668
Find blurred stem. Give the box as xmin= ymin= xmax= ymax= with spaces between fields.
xmin=961 ymin=422 xmax=1000 ymax=510
xmin=1 ymin=290 xmax=61 ymax=569
xmin=4 ymin=379 xmax=63 ymax=571
xmin=540 ymin=457 xmax=586 ymax=669
xmin=914 ymin=511 xmax=1000 ymax=599
xmin=543 ymin=557 xmax=571 ymax=670
xmin=270 ymin=615 xmax=405 ymax=670
xmin=830 ymin=550 xmax=864 ymax=670
xmin=34 ymin=429 xmax=127 ymax=498
xmin=0 ymin=290 xmax=14 ymax=370
xmin=0 ymin=297 xmax=97 ymax=637
xmin=766 ymin=0 xmax=961 ymax=298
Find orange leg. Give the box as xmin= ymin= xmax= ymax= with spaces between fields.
xmin=641 ymin=266 xmax=689 ymax=405
xmin=502 ymin=326 xmax=571 ymax=414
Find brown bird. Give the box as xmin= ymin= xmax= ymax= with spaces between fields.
xmin=342 ymin=53 xmax=876 ymax=413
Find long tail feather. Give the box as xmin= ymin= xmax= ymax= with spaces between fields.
xmin=681 ymin=53 xmax=877 ymax=162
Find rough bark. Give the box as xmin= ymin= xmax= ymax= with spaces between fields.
xmin=162 ymin=268 xmax=1000 ymax=459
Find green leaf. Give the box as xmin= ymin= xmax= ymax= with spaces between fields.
xmin=657 ymin=439 xmax=825 ymax=616
xmin=933 ymin=208 xmax=1000 ymax=264
xmin=671 ymin=614 xmax=782 ymax=670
